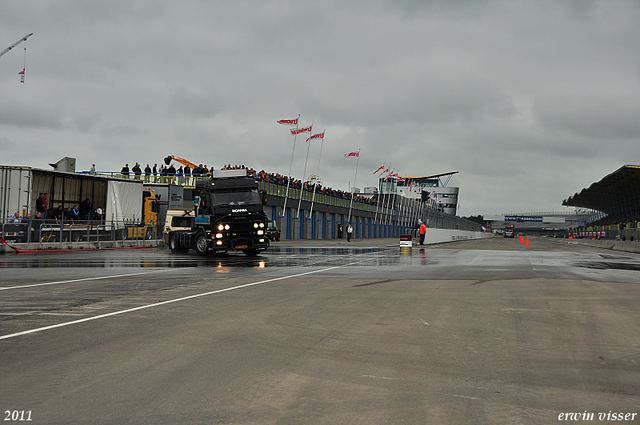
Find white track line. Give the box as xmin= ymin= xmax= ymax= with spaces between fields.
xmin=0 ymin=270 xmax=171 ymax=291
xmin=0 ymin=262 xmax=360 ymax=341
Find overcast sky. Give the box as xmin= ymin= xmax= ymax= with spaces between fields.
xmin=1 ymin=1 xmax=639 ymax=216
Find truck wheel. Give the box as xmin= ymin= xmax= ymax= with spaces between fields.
xmin=194 ymin=232 xmax=209 ymax=256
xmin=242 ymin=248 xmax=261 ymax=256
xmin=170 ymin=234 xmax=184 ymax=253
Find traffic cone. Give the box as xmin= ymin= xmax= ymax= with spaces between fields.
xmin=519 ymin=236 xmax=524 ymax=244
xmin=525 ymin=237 xmax=530 ymax=247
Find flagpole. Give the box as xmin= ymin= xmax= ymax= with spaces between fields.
xmin=309 ymin=130 xmax=325 ymax=218
xmin=389 ymin=184 xmax=397 ymax=228
xmin=373 ymin=163 xmax=384 ymax=226
xmin=380 ymin=164 xmax=391 ymax=226
xmin=296 ymin=124 xmax=313 ymax=218
xmin=282 ymin=114 xmax=300 ymax=216
xmin=347 ymin=149 xmax=361 ymax=223
xmin=385 ymin=169 xmax=396 ymax=228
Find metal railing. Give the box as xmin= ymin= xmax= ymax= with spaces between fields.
xmin=1 ymin=218 xmax=160 ymax=247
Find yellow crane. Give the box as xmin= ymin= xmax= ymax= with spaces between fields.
xmin=164 ymin=155 xmax=198 ymax=170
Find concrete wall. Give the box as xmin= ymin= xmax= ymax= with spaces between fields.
xmin=422 ymin=228 xmax=495 ymax=245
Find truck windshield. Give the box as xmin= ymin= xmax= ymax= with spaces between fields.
xmin=210 ymin=191 xmax=261 ymax=207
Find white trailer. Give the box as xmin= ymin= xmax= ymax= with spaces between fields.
xmin=1 ymin=166 xmax=144 ymax=229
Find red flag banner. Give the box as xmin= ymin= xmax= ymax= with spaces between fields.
xmin=306 ymin=132 xmax=325 ymax=142
xmin=18 ymin=69 xmax=25 ymax=83
xmin=373 ymin=165 xmax=384 ymax=174
xmin=291 ymin=125 xmax=313 ymax=135
xmin=277 ymin=118 xmax=298 ymax=125
xmin=344 ymin=151 xmax=359 ymax=158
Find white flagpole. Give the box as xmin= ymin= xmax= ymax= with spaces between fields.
xmin=380 ymin=164 xmax=391 ymax=226
xmin=384 ymin=170 xmax=397 ymax=227
xmin=347 ymin=149 xmax=361 ymax=223
xmin=373 ymin=163 xmax=384 ymax=227
xmin=309 ymin=130 xmax=325 ymax=218
xmin=282 ymin=114 xmax=300 ymax=216
xmin=389 ymin=188 xmax=397 ymax=230
xmin=296 ymin=124 xmax=313 ymax=218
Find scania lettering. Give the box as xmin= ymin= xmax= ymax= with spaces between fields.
xmin=168 ymin=169 xmax=269 ymax=256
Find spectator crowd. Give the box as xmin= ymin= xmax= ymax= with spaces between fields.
xmin=116 ymin=159 xmax=394 ymax=210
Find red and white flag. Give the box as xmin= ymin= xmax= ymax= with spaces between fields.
xmin=306 ymin=131 xmax=325 ymax=142
xmin=18 ymin=69 xmax=25 ymax=83
xmin=387 ymin=172 xmax=399 ymax=178
xmin=344 ymin=151 xmax=359 ymax=158
xmin=373 ymin=165 xmax=385 ymax=174
xmin=277 ymin=118 xmax=298 ymax=125
xmin=291 ymin=125 xmax=313 ymax=135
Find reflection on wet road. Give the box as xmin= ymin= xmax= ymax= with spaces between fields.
xmin=0 ymin=246 xmax=397 ymax=269
xmin=2 ymin=243 xmax=640 ymax=276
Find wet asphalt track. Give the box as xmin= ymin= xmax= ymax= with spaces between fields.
xmin=1 ymin=237 xmax=639 ymax=424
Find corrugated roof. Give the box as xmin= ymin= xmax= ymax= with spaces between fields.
xmin=562 ymin=165 xmax=640 ymax=212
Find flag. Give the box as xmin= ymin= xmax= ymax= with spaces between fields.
xmin=277 ymin=118 xmax=298 ymax=125
xmin=307 ymin=132 xmax=325 ymax=142
xmin=373 ymin=165 xmax=385 ymax=174
xmin=18 ymin=69 xmax=25 ymax=83
xmin=388 ymin=172 xmax=399 ymax=178
xmin=344 ymin=151 xmax=359 ymax=157
xmin=291 ymin=125 xmax=313 ymax=135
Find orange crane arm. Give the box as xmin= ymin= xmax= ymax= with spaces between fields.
xmin=165 ymin=155 xmax=198 ymax=170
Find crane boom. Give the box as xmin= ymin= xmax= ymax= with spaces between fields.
xmin=0 ymin=33 xmax=33 ymax=59
xmin=165 ymin=155 xmax=199 ymax=170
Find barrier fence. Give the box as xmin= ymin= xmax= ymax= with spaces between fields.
xmin=1 ymin=218 xmax=160 ymax=247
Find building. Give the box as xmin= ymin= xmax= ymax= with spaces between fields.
xmin=380 ymin=171 xmax=460 ymax=216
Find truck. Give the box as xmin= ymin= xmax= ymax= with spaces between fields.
xmin=125 ymin=190 xmax=159 ymax=240
xmin=503 ymin=224 xmax=515 ymax=238
xmin=168 ymin=169 xmax=270 ymax=256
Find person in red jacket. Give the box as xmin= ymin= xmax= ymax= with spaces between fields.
xmin=419 ymin=221 xmax=427 ymax=245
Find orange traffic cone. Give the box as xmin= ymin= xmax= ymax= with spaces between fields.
xmin=525 ymin=237 xmax=530 ymax=247
xmin=519 ymin=236 xmax=524 ymax=244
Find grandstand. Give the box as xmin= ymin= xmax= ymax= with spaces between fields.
xmin=563 ymin=165 xmax=640 ymax=240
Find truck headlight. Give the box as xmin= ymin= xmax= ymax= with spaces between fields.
xmin=259 ymin=222 xmax=265 ymax=228
xmin=257 ymin=230 xmax=264 ymax=235
xmin=216 ymin=233 xmax=223 ymax=238
xmin=217 ymin=224 xmax=224 ymax=231
xmin=225 ymin=224 xmax=230 ymax=230
xmin=216 ymin=240 xmax=223 ymax=246
xmin=253 ymin=223 xmax=259 ymax=228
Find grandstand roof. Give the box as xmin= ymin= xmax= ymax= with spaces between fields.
xmin=399 ymin=171 xmax=459 ymax=180
xmin=563 ymin=165 xmax=640 ymax=212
